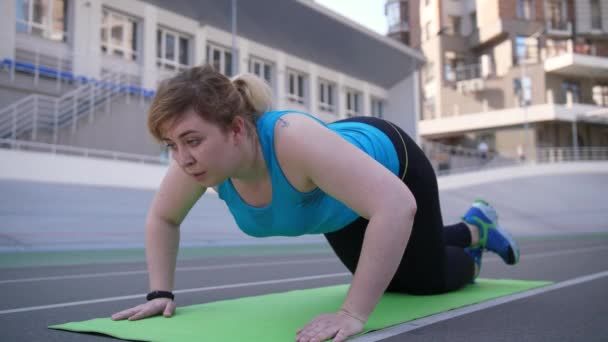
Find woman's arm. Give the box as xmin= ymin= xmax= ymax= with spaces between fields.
xmin=146 ymin=161 xmax=207 ymax=292
xmin=275 ymin=114 xmax=417 ymax=321
xmin=112 ymin=161 xmax=205 ymax=321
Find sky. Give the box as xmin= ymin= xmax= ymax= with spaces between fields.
xmin=313 ymin=0 xmax=388 ymax=35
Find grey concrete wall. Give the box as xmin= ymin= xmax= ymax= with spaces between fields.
xmin=386 ymin=70 xmax=419 ymax=140
xmin=0 ymin=73 xmax=79 ymax=108
xmin=494 ymin=125 xmax=537 ymax=159
xmin=55 ymin=95 xmax=162 ymax=156
xmin=0 ymin=0 xmax=16 ymax=62
xmin=439 ymin=62 xmax=546 ymax=117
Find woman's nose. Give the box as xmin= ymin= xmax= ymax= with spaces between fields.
xmin=173 ymin=149 xmax=195 ymax=167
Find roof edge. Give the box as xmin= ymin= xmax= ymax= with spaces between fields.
xmin=298 ymin=0 xmax=426 ymax=64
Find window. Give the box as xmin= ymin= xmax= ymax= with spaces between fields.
xmin=423 ymin=96 xmax=435 ymax=118
xmin=548 ymin=0 xmax=566 ymax=29
xmin=386 ymin=1 xmax=401 ymax=28
xmin=156 ymin=28 xmax=190 ymax=71
xmin=517 ymin=0 xmax=533 ymax=20
xmin=371 ymin=98 xmax=385 ymax=119
xmin=248 ymin=57 xmax=273 ymax=85
xmin=515 ymin=35 xmax=538 ymax=64
xmin=345 ymin=89 xmax=361 ymax=117
xmin=444 ymin=54 xmax=464 ymax=81
xmin=591 ymin=0 xmax=602 ymax=30
xmin=318 ymin=79 xmax=336 ymax=113
xmin=593 ymin=85 xmax=608 ymax=106
xmin=562 ymin=81 xmax=580 ymax=104
xmin=514 ymin=76 xmax=532 ymax=106
xmin=470 ymin=11 xmax=477 ymax=30
xmin=424 ymin=21 xmax=431 ymax=40
xmin=424 ymin=61 xmax=435 ymax=83
xmin=287 ymin=70 xmax=306 ymax=104
xmin=447 ymin=16 xmax=461 ymax=35
xmin=16 ymin=0 xmax=68 ymax=42
xmin=206 ymin=43 xmax=234 ymax=76
xmin=101 ymin=9 xmax=139 ymax=61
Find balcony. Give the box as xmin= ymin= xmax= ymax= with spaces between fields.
xmin=545 ymin=19 xmax=572 ymax=37
xmin=451 ymin=63 xmax=492 ymax=94
xmin=544 ymin=39 xmax=608 ymax=79
xmin=467 ymin=20 xmax=505 ymax=48
xmin=388 ymin=21 xmax=409 ymax=34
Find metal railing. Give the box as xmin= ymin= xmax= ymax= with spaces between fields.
xmin=454 ymin=64 xmax=481 ymax=82
xmin=422 ymin=142 xmax=608 ymax=176
xmin=0 ymin=138 xmax=166 ymax=165
xmin=546 ymin=19 xmax=571 ymax=32
xmin=421 ymin=141 xmax=520 ymax=176
xmin=537 ymin=147 xmax=608 ymax=163
xmin=0 ymin=71 xmax=134 ymax=143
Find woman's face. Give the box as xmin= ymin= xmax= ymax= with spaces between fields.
xmin=161 ymin=109 xmax=245 ymax=187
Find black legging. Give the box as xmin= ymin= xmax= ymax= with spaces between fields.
xmin=324 ymin=117 xmax=474 ymax=295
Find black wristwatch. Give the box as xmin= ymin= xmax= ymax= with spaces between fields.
xmin=146 ymin=290 xmax=175 ymax=301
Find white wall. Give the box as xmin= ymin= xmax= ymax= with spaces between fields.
xmin=0 ymin=149 xmax=167 ymax=190
xmin=7 ymin=0 xmax=413 ymax=130
xmin=386 ymin=69 xmax=419 ymax=140
xmin=4 ymin=150 xmax=606 ymax=194
xmin=72 ymin=0 xmax=102 ymax=78
xmin=0 ymin=0 xmax=16 ymax=61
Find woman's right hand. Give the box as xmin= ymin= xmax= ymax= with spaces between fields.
xmin=111 ymin=298 xmax=176 ymax=321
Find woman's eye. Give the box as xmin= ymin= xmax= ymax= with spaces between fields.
xmin=187 ymin=139 xmax=200 ymax=146
xmin=165 ymin=143 xmax=176 ymax=150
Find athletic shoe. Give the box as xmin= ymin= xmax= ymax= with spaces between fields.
xmin=462 ymin=200 xmax=520 ymax=265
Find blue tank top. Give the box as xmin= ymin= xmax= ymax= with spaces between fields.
xmin=216 ymin=110 xmax=399 ymax=237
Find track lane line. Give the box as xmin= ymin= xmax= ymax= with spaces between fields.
xmin=352 ymin=269 xmax=608 ymax=341
xmin=0 ymin=258 xmax=338 ymax=284
xmin=0 ymin=272 xmax=351 ymax=315
xmin=3 ymin=245 xmax=607 ymax=284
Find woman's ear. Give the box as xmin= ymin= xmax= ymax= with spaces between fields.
xmin=230 ymin=116 xmax=247 ymax=140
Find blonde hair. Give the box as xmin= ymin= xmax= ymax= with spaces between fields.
xmin=147 ymin=64 xmax=272 ymax=142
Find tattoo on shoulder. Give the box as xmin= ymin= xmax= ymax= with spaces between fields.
xmin=278 ymin=118 xmax=290 ymax=128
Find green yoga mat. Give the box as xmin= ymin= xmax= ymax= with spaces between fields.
xmin=50 ymin=278 xmax=551 ymax=341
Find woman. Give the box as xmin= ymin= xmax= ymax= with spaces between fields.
xmin=111 ymin=65 xmax=519 ymax=342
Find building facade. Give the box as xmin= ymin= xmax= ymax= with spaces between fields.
xmin=0 ymin=0 xmax=424 ymax=156
xmin=387 ymin=0 xmax=608 ymax=160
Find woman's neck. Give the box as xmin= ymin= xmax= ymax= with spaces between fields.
xmin=232 ymin=133 xmax=268 ymax=184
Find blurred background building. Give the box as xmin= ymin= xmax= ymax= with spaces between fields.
xmin=386 ymin=0 xmax=608 ymax=162
xmin=3 ymin=0 xmax=607 ymax=173
xmin=0 ymin=0 xmax=423 ymax=159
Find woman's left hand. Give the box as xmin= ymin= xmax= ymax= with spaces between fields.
xmin=296 ymin=311 xmax=365 ymax=342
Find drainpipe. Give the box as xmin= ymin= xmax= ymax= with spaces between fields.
xmin=231 ymin=0 xmax=237 ymax=75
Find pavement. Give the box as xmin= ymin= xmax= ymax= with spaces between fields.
xmin=0 ymin=161 xmax=607 ymax=341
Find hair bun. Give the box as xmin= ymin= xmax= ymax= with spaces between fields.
xmin=231 ymin=73 xmax=272 ymax=116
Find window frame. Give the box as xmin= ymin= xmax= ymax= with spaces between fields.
xmin=16 ymin=0 xmax=68 ymax=42
xmin=517 ymin=0 xmax=534 ymax=20
xmin=318 ymin=78 xmax=336 ymax=113
xmin=592 ymin=85 xmax=608 ymax=106
xmin=345 ymin=88 xmax=361 ymax=117
xmin=448 ymin=15 xmax=461 ymax=36
xmin=206 ymin=43 xmax=234 ymax=76
xmin=562 ymin=80 xmax=581 ymax=104
xmin=248 ymin=56 xmax=274 ymax=86
xmin=287 ymin=69 xmax=307 ymax=105
xmin=371 ymin=97 xmax=385 ymax=119
xmin=591 ymin=0 xmax=602 ymax=30
xmin=156 ymin=26 xmax=191 ymax=72
xmin=101 ymin=8 xmax=139 ymax=62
